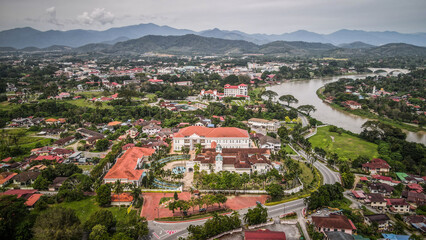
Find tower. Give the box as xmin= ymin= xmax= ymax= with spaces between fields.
xmin=215 ymin=154 xmax=223 ymax=172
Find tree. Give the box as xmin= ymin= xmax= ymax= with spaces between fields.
xmin=32 ymin=207 xmax=81 ymax=240
xmin=33 ymin=175 xmax=49 ymax=190
xmin=0 ymin=195 xmax=30 ymax=240
xmin=265 ymin=183 xmax=284 ymax=200
xmin=85 ymin=209 xmax=116 ymax=232
xmin=115 ymin=212 xmax=148 ymax=239
xmin=215 ymin=194 xmax=227 ymax=208
xmin=244 ymin=204 xmax=268 ymax=225
xmin=89 ymin=224 xmax=110 ymax=240
xmin=96 ymin=139 xmax=110 ymax=151
xmin=262 ymin=90 xmax=278 ymax=102
xmin=113 ymin=180 xmax=123 ymax=207
xmin=279 ymin=95 xmax=299 ymax=106
xmin=298 ymin=104 xmax=316 ymax=116
xmin=96 ymin=185 xmax=111 ymax=207
xmin=174 ymin=191 xmax=179 ymax=200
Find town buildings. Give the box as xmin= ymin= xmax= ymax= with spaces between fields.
xmin=247 ymin=118 xmax=281 ymax=132
xmin=362 ymin=158 xmax=391 ymax=175
xmin=103 ymin=147 xmax=155 ymax=186
xmin=311 ymin=214 xmax=356 ymax=235
xmin=173 ymin=126 xmax=250 ymax=151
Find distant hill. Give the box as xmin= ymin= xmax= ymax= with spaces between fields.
xmin=338 ymin=41 xmax=374 ymax=49
xmin=0 ymin=23 xmax=425 ymax=48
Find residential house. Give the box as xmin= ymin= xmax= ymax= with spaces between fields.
xmin=53 ymin=136 xmax=76 ymax=147
xmin=404 ymin=215 xmax=426 ymax=233
xmin=12 ymin=171 xmax=41 ymax=186
xmin=386 ymin=198 xmax=410 ymax=213
xmin=103 ymin=147 xmax=155 ymax=186
xmin=364 ymin=214 xmax=391 ymax=231
xmin=247 ymin=118 xmax=281 ymax=132
xmin=342 ymin=100 xmax=362 ymax=110
xmin=76 ymin=128 xmax=105 ymax=139
xmin=142 ymin=124 xmax=162 ymax=135
xmin=311 ymin=214 xmax=357 ymax=235
xmin=368 ymin=182 xmax=394 ymax=196
xmin=258 ymin=135 xmax=281 ymax=152
xmin=0 ymin=172 xmax=18 ymax=187
xmin=48 ymin=177 xmax=68 ymax=191
xmin=402 ymin=191 xmax=425 ymax=205
xmin=244 ymin=229 xmax=286 ymax=240
xmin=324 ymin=231 xmax=354 ymax=240
xmin=362 ymin=158 xmax=390 ymax=175
xmin=50 ymin=148 xmax=74 ymax=158
xmin=111 ymin=193 xmax=133 ymax=206
xmin=173 ymin=126 xmax=250 ymax=151
xmin=224 ymin=84 xmax=249 ymax=99
xmin=364 ymin=193 xmax=387 ymax=210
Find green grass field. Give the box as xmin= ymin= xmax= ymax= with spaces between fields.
xmin=298 ymin=162 xmax=314 ymax=186
xmin=66 ymin=99 xmax=113 ymax=109
xmin=308 ymin=126 xmax=378 ymax=161
xmin=58 ymin=196 xmax=130 ymax=223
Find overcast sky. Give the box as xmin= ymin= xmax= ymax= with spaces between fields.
xmin=1 ymin=0 xmax=425 ymax=34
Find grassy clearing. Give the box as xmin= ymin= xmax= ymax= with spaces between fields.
xmin=64 ymin=99 xmax=113 ymax=109
xmin=58 ymin=196 xmax=129 ymax=223
xmin=77 ymin=165 xmax=96 ymax=172
xmin=298 ymin=162 xmax=314 ymax=186
xmin=155 ymin=209 xmax=230 ymax=222
xmin=159 ymin=197 xmax=172 ymax=205
xmin=284 ymin=145 xmax=296 ymax=155
xmin=308 ymin=126 xmax=378 ymax=161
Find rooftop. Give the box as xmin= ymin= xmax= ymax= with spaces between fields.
xmin=312 ymin=214 xmax=356 ymax=230
xmin=174 ymin=126 xmax=249 ymax=138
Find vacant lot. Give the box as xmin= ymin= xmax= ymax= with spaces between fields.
xmin=308 ymin=126 xmax=378 ymax=161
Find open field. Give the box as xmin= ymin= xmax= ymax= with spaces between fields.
xmin=58 ymin=196 xmax=130 ymax=223
xmin=308 ymin=126 xmax=378 ymax=161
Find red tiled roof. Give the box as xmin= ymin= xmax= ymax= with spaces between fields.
xmin=372 ymin=175 xmax=392 ymax=182
xmin=174 ymin=126 xmax=249 ymax=138
xmin=362 ymin=158 xmax=390 ymax=170
xmin=0 ymin=189 xmax=37 ymax=198
xmin=312 ymin=215 xmax=356 ymax=230
xmin=111 ymin=193 xmax=133 ymax=202
xmin=25 ymin=193 xmax=43 ymax=206
xmin=245 ymin=229 xmax=286 ymax=240
xmin=0 ymin=172 xmax=17 ymax=185
xmin=407 ymin=183 xmax=423 ymax=193
xmin=2 ymin=157 xmax=12 ymax=162
xmin=386 ymin=198 xmax=408 ymax=206
xmin=104 ymin=147 xmax=155 ymax=181
xmin=360 ymin=177 xmax=368 ymax=181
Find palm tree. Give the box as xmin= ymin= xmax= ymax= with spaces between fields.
xmin=114 ymin=180 xmax=123 ymax=208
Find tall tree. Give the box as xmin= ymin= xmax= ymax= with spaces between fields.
xmin=279 ymin=94 xmax=299 ymax=106
xmin=298 ymin=104 xmax=316 ymax=116
xmin=262 ymin=90 xmax=278 ymax=102
xmin=96 ymin=184 xmax=111 ymax=207
xmin=114 ymin=180 xmax=123 ymax=207
xmin=32 ymin=207 xmax=82 ymax=240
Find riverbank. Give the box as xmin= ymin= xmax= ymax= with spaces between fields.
xmin=316 ymin=87 xmax=425 ymax=133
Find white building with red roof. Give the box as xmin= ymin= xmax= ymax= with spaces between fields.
xmin=173 ymin=126 xmax=250 ymax=151
xmin=103 ymin=147 xmax=155 ymax=186
xmin=224 ymin=84 xmax=249 ymax=99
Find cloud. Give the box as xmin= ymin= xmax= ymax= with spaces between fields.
xmin=46 ymin=7 xmax=63 ymax=26
xmin=77 ymin=8 xmax=115 ymax=25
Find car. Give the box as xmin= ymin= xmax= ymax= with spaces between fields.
xmin=199 ymin=208 xmax=206 ymax=212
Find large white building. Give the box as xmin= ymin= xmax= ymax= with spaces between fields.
xmin=173 ymin=126 xmax=250 ymax=151
xmin=224 ymin=84 xmax=249 ymax=99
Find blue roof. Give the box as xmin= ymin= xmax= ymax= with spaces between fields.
xmin=207 ymin=124 xmax=215 ymax=128
xmin=381 ymin=234 xmax=410 ymax=240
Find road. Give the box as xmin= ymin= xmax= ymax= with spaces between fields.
xmin=147 ymin=145 xmax=341 ymax=240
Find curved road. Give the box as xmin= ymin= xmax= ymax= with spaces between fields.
xmin=148 ymin=146 xmax=341 ymax=240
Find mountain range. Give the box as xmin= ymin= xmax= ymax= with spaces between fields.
xmin=3 ymin=34 xmax=425 ymax=58
xmin=0 ymin=23 xmax=425 ymax=49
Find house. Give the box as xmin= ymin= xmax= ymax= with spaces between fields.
xmin=76 ymin=128 xmax=105 ymax=139
xmin=351 ymin=190 xmax=366 ymax=200
xmin=247 ymin=118 xmax=281 ymax=132
xmin=111 ymin=193 xmax=133 ymax=206
xmin=404 ymin=215 xmax=426 ymax=233
xmin=364 ymin=193 xmax=387 ymax=210
xmin=107 ymin=121 xmax=122 ymax=127
xmin=324 ymin=231 xmax=354 ymax=240
xmin=407 ymin=183 xmax=423 ymax=193
xmin=368 ymin=182 xmax=394 ymax=196
xmin=53 ymin=136 xmax=76 ymax=147
xmin=126 ymin=127 xmax=139 ymax=138
xmin=0 ymin=172 xmax=18 ymax=187
xmin=56 ymin=92 xmax=71 ymax=99
xmin=343 ymin=100 xmax=362 ymax=110
xmin=199 ymin=89 xmax=223 ymax=100
xmin=148 ymin=79 xmax=164 ymax=84
xmin=142 ymin=124 xmax=162 ymax=136
xmin=0 ymin=189 xmax=42 ymax=208
xmin=244 ymin=229 xmax=286 ymax=240
xmin=33 ymin=155 xmax=63 ymax=163
xmin=371 ymin=175 xmax=399 ymax=186
xmin=402 ymin=191 xmax=425 ymax=205
xmin=122 ymin=143 xmax=135 ymax=151
xmin=364 ymin=214 xmax=391 ymax=231
xmin=48 ymin=177 xmax=68 ymax=191
xmin=362 ymin=159 xmax=390 ymax=175
xmin=381 ymin=233 xmax=410 ymax=240
xmin=173 ymin=126 xmax=250 ymax=151
xmin=103 ymin=147 xmax=155 ymax=186
xmin=50 ymin=148 xmax=74 ymax=158
xmin=25 ymin=193 xmax=43 ymax=208
xmin=192 ymin=144 xmax=272 ymax=174
xmin=311 ymin=214 xmax=357 ymax=235
xmin=386 ymin=198 xmax=410 ymax=213
xmin=258 ymin=135 xmax=281 ymax=152
xmin=175 ymin=81 xmax=192 ymax=86
xmin=12 ymin=171 xmax=41 ymax=186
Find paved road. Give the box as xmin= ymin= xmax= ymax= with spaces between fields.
xmin=147 ymin=146 xmax=341 ymax=240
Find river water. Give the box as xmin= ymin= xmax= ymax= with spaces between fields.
xmin=266 ymin=75 xmax=425 ymax=144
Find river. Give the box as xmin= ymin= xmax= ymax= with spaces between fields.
xmin=266 ymin=75 xmax=426 ymax=144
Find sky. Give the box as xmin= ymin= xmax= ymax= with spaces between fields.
xmin=0 ymin=0 xmax=425 ymax=34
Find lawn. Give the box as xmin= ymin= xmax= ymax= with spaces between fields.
xmin=308 ymin=126 xmax=378 ymax=161
xmin=77 ymin=165 xmax=96 ymax=172
xmin=65 ymin=99 xmax=113 ymax=109
xmin=298 ymin=162 xmax=314 ymax=186
xmin=284 ymin=145 xmax=296 ymax=155
xmin=58 ymin=196 xmax=130 ymax=223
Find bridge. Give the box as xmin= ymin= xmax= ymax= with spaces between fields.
xmin=367 ymin=68 xmax=410 ymax=75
